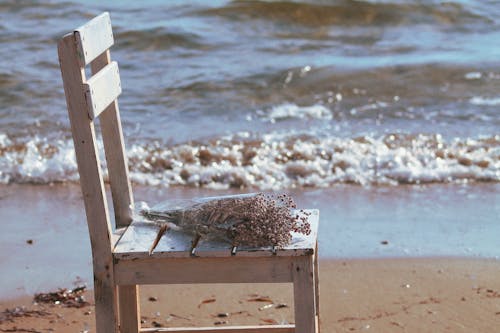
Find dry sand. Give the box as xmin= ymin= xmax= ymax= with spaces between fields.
xmin=1 ymin=258 xmax=499 ymax=332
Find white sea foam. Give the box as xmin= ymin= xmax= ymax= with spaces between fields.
xmin=469 ymin=96 xmax=500 ymax=106
xmin=464 ymin=72 xmax=482 ymax=80
xmin=262 ymin=103 xmax=332 ymax=122
xmin=0 ymin=135 xmax=78 ymax=184
xmin=0 ymin=132 xmax=498 ymax=189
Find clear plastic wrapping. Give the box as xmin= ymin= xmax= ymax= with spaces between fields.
xmin=137 ymin=193 xmax=311 ymax=247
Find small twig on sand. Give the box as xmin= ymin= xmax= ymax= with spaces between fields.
xmin=1 ymin=329 xmax=43 ymax=333
xmin=1 ymin=307 xmax=51 ymax=324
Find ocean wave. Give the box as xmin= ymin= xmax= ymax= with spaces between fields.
xmin=197 ymin=0 xmax=486 ymax=28
xmin=163 ymin=63 xmax=500 ymax=119
xmin=0 ymin=1 xmax=71 ymax=12
xmin=1 ymin=132 xmax=498 ymax=189
xmin=249 ymin=64 xmax=500 ymax=109
xmin=114 ymin=27 xmax=209 ymax=51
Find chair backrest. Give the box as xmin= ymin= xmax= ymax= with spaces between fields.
xmin=58 ymin=12 xmax=134 ymax=255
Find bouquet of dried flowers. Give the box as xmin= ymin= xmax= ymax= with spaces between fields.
xmin=140 ymin=193 xmax=311 ymax=247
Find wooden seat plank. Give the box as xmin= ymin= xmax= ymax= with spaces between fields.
xmin=115 ymin=210 xmax=318 ymax=260
xmin=189 ymin=237 xmax=233 ymax=257
xmin=113 ymin=222 xmax=159 ymax=259
xmin=150 ymin=227 xmax=194 ymax=258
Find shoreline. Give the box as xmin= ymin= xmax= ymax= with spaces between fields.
xmin=1 ymin=257 xmax=499 ymax=332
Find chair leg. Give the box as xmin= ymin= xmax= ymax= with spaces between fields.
xmin=94 ymin=277 xmax=119 ymax=333
xmin=314 ymin=247 xmax=320 ymax=332
xmin=118 ymin=285 xmax=141 ymax=333
xmin=293 ymin=256 xmax=318 ymax=333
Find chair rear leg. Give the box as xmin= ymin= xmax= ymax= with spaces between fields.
xmin=118 ymin=285 xmax=141 ymax=333
xmin=293 ymin=256 xmax=318 ymax=333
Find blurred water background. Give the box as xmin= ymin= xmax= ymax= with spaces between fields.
xmin=0 ymin=0 xmax=499 ymax=188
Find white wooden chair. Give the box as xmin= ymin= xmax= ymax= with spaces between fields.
xmin=58 ymin=12 xmax=320 ymax=333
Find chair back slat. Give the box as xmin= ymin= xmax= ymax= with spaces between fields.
xmin=84 ymin=61 xmax=121 ymax=119
xmin=91 ymin=51 xmax=134 ymax=229
xmin=58 ymin=33 xmax=114 ymax=254
xmin=75 ymin=12 xmax=114 ymax=67
xmin=59 ymin=12 xmax=134 ymax=237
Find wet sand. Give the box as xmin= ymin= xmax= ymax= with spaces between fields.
xmin=1 ymin=258 xmax=499 ymax=332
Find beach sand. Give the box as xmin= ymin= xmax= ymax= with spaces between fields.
xmin=1 ymin=184 xmax=499 ymax=331
xmin=1 ymin=258 xmax=499 ymax=332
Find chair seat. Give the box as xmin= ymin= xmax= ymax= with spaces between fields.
xmin=114 ymin=209 xmax=319 ymax=260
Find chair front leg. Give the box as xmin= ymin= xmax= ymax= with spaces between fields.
xmin=293 ymin=255 xmax=318 ymax=333
xmin=118 ymin=285 xmax=141 ymax=333
xmin=94 ymin=276 xmax=119 ymax=333
xmin=314 ymin=244 xmax=320 ymax=332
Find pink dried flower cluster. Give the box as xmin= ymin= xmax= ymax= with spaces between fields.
xmin=228 ymin=193 xmax=311 ymax=247
xmin=143 ymin=193 xmax=311 ymax=247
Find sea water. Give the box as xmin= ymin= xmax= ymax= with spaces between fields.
xmin=0 ymin=0 xmax=498 ymax=188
